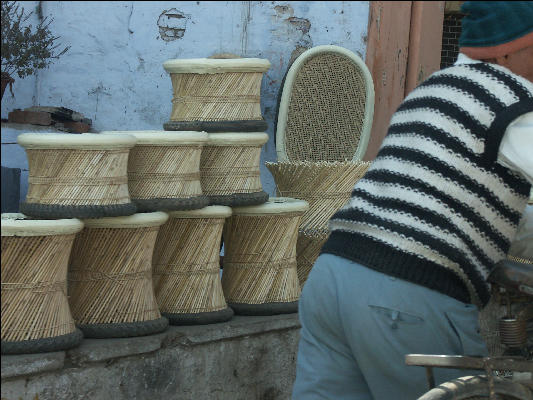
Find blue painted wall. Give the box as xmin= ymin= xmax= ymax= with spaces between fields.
xmin=1 ymin=1 xmax=370 ymax=199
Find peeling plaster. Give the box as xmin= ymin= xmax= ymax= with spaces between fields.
xmin=157 ymin=8 xmax=190 ymax=41
xmin=289 ymin=45 xmax=308 ymax=65
xmin=287 ymin=17 xmax=310 ymax=34
xmin=274 ymin=4 xmax=294 ymax=17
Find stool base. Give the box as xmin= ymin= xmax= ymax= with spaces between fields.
xmin=228 ymin=301 xmax=299 ymax=316
xmin=1 ymin=328 xmax=83 ymax=355
xmin=78 ymin=317 xmax=169 ymax=339
xmin=163 ymin=307 xmax=234 ymax=326
xmin=134 ymin=196 xmax=210 ymax=212
xmin=20 ymin=202 xmax=137 ymax=219
xmin=208 ymin=191 xmax=269 ymax=207
xmin=163 ymin=119 xmax=268 ymax=133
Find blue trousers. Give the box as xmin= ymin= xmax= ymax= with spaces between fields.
xmin=292 ymin=254 xmax=488 ymax=400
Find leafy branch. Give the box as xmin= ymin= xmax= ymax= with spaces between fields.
xmin=1 ymin=1 xmax=70 ymax=79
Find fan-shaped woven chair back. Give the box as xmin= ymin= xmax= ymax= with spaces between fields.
xmin=276 ymin=45 xmax=374 ymax=162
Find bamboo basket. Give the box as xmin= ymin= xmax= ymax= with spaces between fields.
xmin=163 ymin=57 xmax=271 ymax=132
xmin=101 ymin=130 xmax=209 ymax=212
xmin=296 ymin=229 xmax=330 ymax=287
xmin=222 ymin=197 xmax=309 ymax=315
xmin=1 ymin=213 xmax=84 ymax=354
xmin=18 ymin=133 xmax=137 ymax=219
xmin=68 ymin=212 xmax=169 ymax=338
xmin=153 ymin=206 xmax=233 ymax=325
xmin=266 ymin=161 xmax=371 ymax=231
xmin=201 ymin=132 xmax=269 ymax=206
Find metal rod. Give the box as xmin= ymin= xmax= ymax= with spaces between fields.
xmin=426 ymin=367 xmax=436 ymax=390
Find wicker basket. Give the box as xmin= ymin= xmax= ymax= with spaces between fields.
xmin=101 ymin=130 xmax=209 ymax=212
xmin=222 ymin=197 xmax=309 ymax=315
xmin=201 ymin=132 xmax=269 ymax=206
xmin=1 ymin=213 xmax=84 ymax=354
xmin=296 ymin=229 xmax=330 ymax=287
xmin=68 ymin=212 xmax=169 ymax=338
xmin=266 ymin=161 xmax=370 ymax=231
xmin=163 ymin=57 xmax=271 ymax=132
xmin=18 ymin=133 xmax=137 ymax=219
xmin=153 ymin=206 xmax=233 ymax=325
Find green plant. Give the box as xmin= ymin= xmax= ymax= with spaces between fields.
xmin=1 ymin=1 xmax=70 ymax=79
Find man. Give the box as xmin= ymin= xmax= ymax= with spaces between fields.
xmin=292 ymin=2 xmax=533 ymax=399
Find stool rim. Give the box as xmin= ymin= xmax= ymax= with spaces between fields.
xmin=166 ymin=205 xmax=232 ymax=219
xmin=163 ymin=58 xmax=271 ymax=74
xmin=231 ymin=197 xmax=309 ymax=216
xmin=17 ymin=133 xmax=137 ymax=150
xmin=81 ymin=211 xmax=169 ymax=229
xmin=101 ymin=130 xmax=208 ymax=145
xmin=1 ymin=213 xmax=84 ymax=236
xmin=207 ymin=132 xmax=269 ymax=145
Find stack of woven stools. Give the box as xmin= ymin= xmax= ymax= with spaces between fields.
xmin=266 ymin=45 xmax=375 ymax=287
xmin=1 ymin=54 xmax=312 ymax=357
xmin=161 ymin=55 xmax=307 ymax=317
xmin=1 ymin=133 xmax=170 ymax=354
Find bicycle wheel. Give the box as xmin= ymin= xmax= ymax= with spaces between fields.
xmin=418 ymin=375 xmax=533 ymax=400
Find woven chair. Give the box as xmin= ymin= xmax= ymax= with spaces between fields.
xmin=270 ymin=45 xmax=375 ymax=285
xmin=275 ymin=45 xmax=374 ymax=163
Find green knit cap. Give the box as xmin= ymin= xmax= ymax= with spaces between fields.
xmin=459 ymin=1 xmax=533 ymax=55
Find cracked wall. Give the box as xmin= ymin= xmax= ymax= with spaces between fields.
xmin=1 ymin=1 xmax=369 ymax=196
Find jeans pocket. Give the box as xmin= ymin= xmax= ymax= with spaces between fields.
xmin=368 ymin=304 xmax=425 ymax=330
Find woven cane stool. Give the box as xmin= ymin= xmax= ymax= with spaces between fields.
xmin=1 ymin=214 xmax=84 ymax=354
xmin=266 ymin=160 xmax=370 ymax=286
xmin=153 ymin=206 xmax=233 ymax=325
xmin=266 ymin=160 xmax=371 ymax=231
xmin=68 ymin=212 xmax=169 ymax=338
xmin=222 ymin=197 xmax=309 ymax=315
xmin=163 ymin=57 xmax=271 ymax=132
xmin=295 ymin=228 xmax=330 ymax=287
xmin=269 ymin=46 xmax=375 ymax=285
xmin=18 ymin=133 xmax=137 ymax=219
xmin=201 ymin=132 xmax=269 ymax=206
xmin=102 ymin=130 xmax=209 ymax=212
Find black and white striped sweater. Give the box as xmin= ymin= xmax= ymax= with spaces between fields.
xmin=322 ymin=61 xmax=533 ymax=307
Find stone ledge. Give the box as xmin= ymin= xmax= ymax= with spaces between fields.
xmin=1 ymin=352 xmax=65 ymax=380
xmin=2 ymin=314 xmax=301 ymax=381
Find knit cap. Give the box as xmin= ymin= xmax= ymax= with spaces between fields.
xmin=459 ymin=1 xmax=533 ymax=59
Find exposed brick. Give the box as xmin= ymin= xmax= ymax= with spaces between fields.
xmin=61 ymin=121 xmax=91 ymax=133
xmin=8 ymin=110 xmax=52 ymax=126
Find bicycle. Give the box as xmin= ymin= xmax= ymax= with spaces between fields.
xmin=406 ymin=257 xmax=533 ymax=400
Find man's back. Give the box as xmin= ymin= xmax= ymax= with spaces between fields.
xmin=323 ymin=60 xmax=533 ymax=307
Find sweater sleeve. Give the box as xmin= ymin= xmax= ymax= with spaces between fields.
xmin=497 ymin=112 xmax=533 ymax=184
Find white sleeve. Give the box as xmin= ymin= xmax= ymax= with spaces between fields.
xmin=497 ymin=112 xmax=533 ymax=185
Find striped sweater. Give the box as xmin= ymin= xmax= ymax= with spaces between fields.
xmin=322 ymin=61 xmax=533 ymax=307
